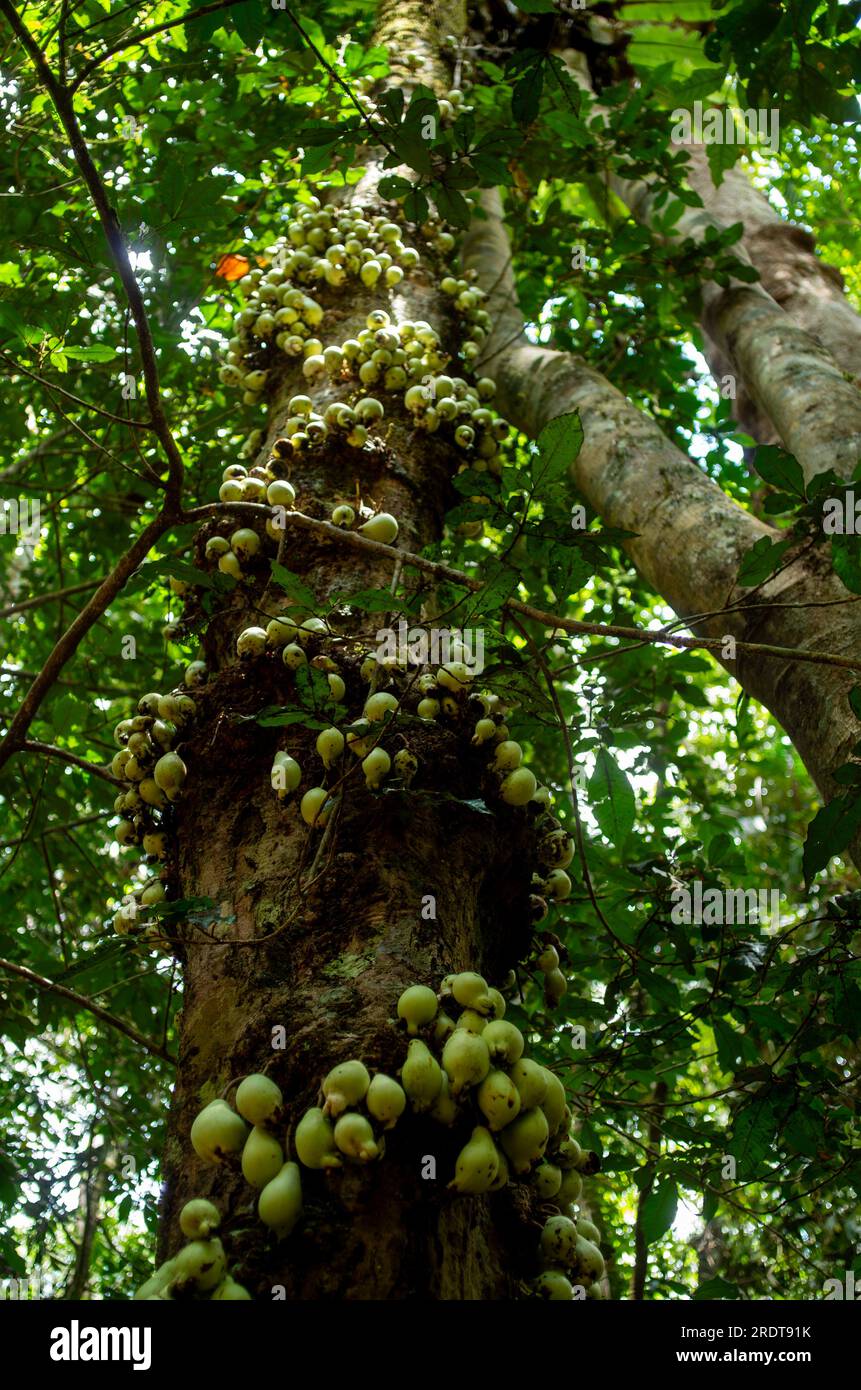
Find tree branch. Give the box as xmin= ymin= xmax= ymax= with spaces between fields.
xmin=0 ymin=955 xmax=176 ymax=1064
xmin=0 ymin=577 xmax=102 ymax=621
xmin=0 ymin=0 xmax=185 ymax=502
xmin=22 ymin=740 xmax=123 ymax=787
xmin=183 ymin=502 xmax=861 ymax=675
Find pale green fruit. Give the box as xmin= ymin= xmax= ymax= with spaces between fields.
xmin=540 ymin=1214 xmax=578 ymax=1267
xmin=153 ymin=751 xmax=186 ymax=800
xmin=185 ymin=659 xmax=207 ymax=686
xmin=430 ymin=1070 xmax=458 ymax=1126
xmin=544 ymin=968 xmax=568 ymax=1004
xmin=401 ymin=1038 xmax=443 ymax=1112
xmin=488 ymin=1148 xmax=510 ymax=1191
xmin=482 ymin=1020 xmax=524 ymax=1064
xmin=190 ymin=1100 xmax=249 ymax=1163
xmin=499 ymin=1107 xmax=549 ymax=1174
xmin=537 ymin=945 xmax=559 ymax=973
xmin=230 ymin=528 xmax=261 ymax=561
xmin=140 ymin=879 xmax=165 ymax=907
xmin=366 ymin=1073 xmax=406 ymax=1129
xmin=555 ymin=1134 xmax=582 ymax=1169
xmin=448 ymin=1126 xmax=499 ymax=1193
xmin=531 ymin=1162 xmax=563 ymax=1199
xmin=417 ymin=698 xmax=440 ymax=720
xmin=334 ymin=1112 xmax=379 ymax=1162
xmin=541 ymin=1069 xmax=567 ymax=1134
xmin=236 ymin=626 xmax=267 ymax=658
xmin=436 ymin=661 xmax=472 ymax=694
xmin=500 ymin=767 xmax=537 ymax=805
xmin=142 ymin=830 xmax=168 ymax=859
xmin=558 ymin=1167 xmax=583 ymax=1205
xmin=442 ymin=1030 xmax=490 ymax=1095
xmin=236 ymin=1073 xmax=283 ymax=1124
xmin=510 ymin=1058 xmax=548 ymax=1109
xmin=358 ymin=512 xmax=398 ymax=544
xmin=316 ymin=726 xmax=345 ymax=769
xmin=534 ymin=1270 xmax=574 ymax=1300
xmin=432 ymin=1011 xmax=456 ymax=1046
xmin=486 ymin=988 xmax=506 ymax=1019
xmin=271 ymin=752 xmax=301 ymax=798
xmin=300 ymin=787 xmax=333 ymax=827
xmin=492 ymin=740 xmax=522 ymax=771
xmin=476 ymin=1069 xmax=522 ymax=1131
xmin=393 ymin=749 xmax=417 ymax=782
xmin=331 ymin=504 xmax=356 ymax=527
xmin=173 ymin=1238 xmax=226 ymax=1291
xmin=139 ymin=779 xmax=168 ymax=810
xmin=445 ymin=971 xmax=493 ymax=1014
xmin=266 ymin=616 xmax=298 ymax=646
xmin=242 ymin=1126 xmax=284 ymax=1189
xmin=471 ymin=718 xmax=495 ymax=745
xmin=179 ymin=1199 xmax=220 ymax=1239
xmin=294 ymin=1108 xmax=342 ymax=1169
xmin=322 ymin=1060 xmax=370 ymax=1117
xmin=267 ymin=479 xmax=296 ymax=507
xmin=327 ymin=673 xmax=346 ymax=701
xmin=115 ymin=818 xmax=137 ymax=847
xmin=282 ymin=643 xmax=307 ymax=670
xmin=363 ymin=691 xmax=397 ymax=721
xmin=539 ymin=830 xmax=575 ymax=869
xmin=362 ymin=746 xmax=391 ymax=789
xmin=218 ymin=550 xmax=242 ymax=579
xmin=397 ymin=984 xmax=438 ymax=1035
xmin=577 ymin=1216 xmax=600 ymax=1243
xmin=543 ymin=869 xmax=572 ymax=901
xmin=574 ymin=1235 xmax=605 ymax=1283
xmin=212 ymin=1277 xmax=253 ymax=1300
xmin=258 ymin=1161 xmax=303 ymax=1237
xmin=134 ymin=1258 xmax=177 ymax=1300
xmin=454 ymin=1009 xmax=486 ymax=1035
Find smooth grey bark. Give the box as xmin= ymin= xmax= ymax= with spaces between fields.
xmin=463 ymin=191 xmax=861 ymax=838
xmin=556 ymin=49 xmax=861 ymax=481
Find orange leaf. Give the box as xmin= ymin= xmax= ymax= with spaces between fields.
xmin=215 ymin=253 xmax=251 ymax=282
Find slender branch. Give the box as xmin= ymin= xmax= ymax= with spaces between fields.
xmin=0 ymin=0 xmax=184 ymax=500
xmin=0 ymin=349 xmax=153 ymax=431
xmin=183 ymin=502 xmax=861 ymax=675
xmin=22 ymin=740 xmax=122 ymax=787
xmin=68 ymin=0 xmax=238 ymax=94
xmin=0 ymin=508 xmax=176 ymax=773
xmin=0 ymin=955 xmax=176 ymax=1064
xmin=0 ymin=810 xmax=111 ymax=851
xmin=0 ymin=577 xmax=102 ymax=621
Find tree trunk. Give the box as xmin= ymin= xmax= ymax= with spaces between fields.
xmin=463 ymin=192 xmax=861 ymax=849
xmin=681 ymin=144 xmax=861 ymax=445
xmin=155 ymin=0 xmax=557 ymax=1301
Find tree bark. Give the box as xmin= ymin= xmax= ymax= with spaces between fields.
xmin=680 ymin=145 xmax=861 ymax=445
xmin=561 ymin=51 xmax=861 ymax=474
xmin=155 ymin=0 xmax=555 ymax=1301
xmin=463 ymin=191 xmax=861 ymax=838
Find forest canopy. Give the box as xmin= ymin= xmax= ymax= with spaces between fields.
xmin=0 ymin=0 xmax=860 ymax=1306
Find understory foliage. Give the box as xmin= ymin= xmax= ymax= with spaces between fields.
xmin=1 ymin=0 xmax=860 ymax=1300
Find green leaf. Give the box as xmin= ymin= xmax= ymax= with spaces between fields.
xmin=694 ymin=1275 xmax=740 ymax=1300
xmin=752 ymin=445 xmax=806 ymax=498
xmin=641 ymin=1178 xmax=678 ymax=1244
xmin=530 ymin=412 xmax=584 ymax=494
xmin=512 ymin=59 xmax=544 ymax=125
xmin=270 ymin=561 xmax=317 ymax=611
xmin=736 ymin=536 xmax=792 ymax=586
xmin=588 ymin=747 xmax=636 ymax=847
xmin=803 ymin=792 xmax=861 ymax=884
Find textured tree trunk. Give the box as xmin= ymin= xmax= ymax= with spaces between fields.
xmin=155 ymin=0 xmax=551 ymax=1301
xmin=554 ymin=45 xmax=861 ymax=468
xmin=681 ymin=145 xmax=861 ymax=445
xmin=464 ymin=192 xmax=861 ymax=843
